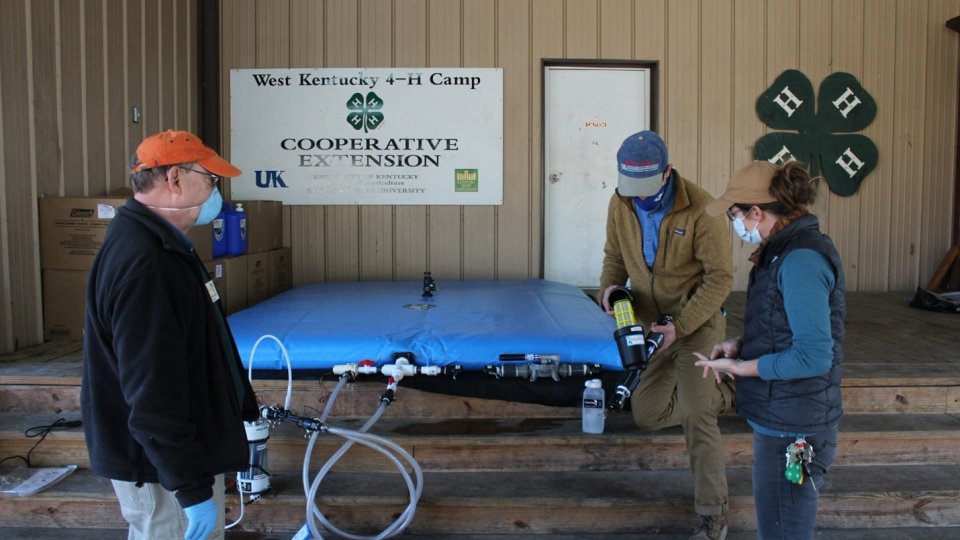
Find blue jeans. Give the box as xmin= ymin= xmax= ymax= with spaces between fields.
xmin=752 ymin=427 xmax=838 ymax=540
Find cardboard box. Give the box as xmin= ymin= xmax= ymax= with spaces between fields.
xmin=39 ymin=197 xmax=127 ymax=270
xmin=207 ymin=256 xmax=249 ymax=315
xmin=237 ymin=200 xmax=282 ymax=254
xmin=188 ymin=223 xmax=214 ymax=261
xmin=247 ymin=252 xmax=269 ymax=307
xmin=42 ymin=270 xmax=89 ymax=341
xmin=268 ymin=248 xmax=293 ymax=297
xmin=39 ymin=195 xmax=220 ymax=265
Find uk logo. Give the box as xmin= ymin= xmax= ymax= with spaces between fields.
xmin=255 ymin=170 xmax=288 ymax=188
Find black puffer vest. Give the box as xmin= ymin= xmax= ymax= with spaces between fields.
xmin=737 ymin=214 xmax=846 ymax=433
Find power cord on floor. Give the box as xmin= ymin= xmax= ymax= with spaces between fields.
xmin=0 ymin=418 xmax=82 ymax=468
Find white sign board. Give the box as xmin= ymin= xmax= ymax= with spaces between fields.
xmin=229 ymin=68 xmax=503 ymax=205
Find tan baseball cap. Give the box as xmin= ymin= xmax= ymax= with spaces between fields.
xmin=705 ymin=161 xmax=779 ymax=217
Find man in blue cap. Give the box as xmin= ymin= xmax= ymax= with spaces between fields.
xmin=597 ymin=130 xmax=734 ymax=540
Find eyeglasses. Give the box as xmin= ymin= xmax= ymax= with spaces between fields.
xmin=724 ymin=207 xmax=742 ymax=222
xmin=178 ymin=166 xmax=219 ymax=188
xmin=724 ymin=206 xmax=756 ymax=221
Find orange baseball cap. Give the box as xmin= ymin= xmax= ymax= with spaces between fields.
xmin=133 ymin=130 xmax=241 ymax=177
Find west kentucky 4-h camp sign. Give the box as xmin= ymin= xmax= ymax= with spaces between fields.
xmin=754 ymin=69 xmax=878 ymax=196
xmin=230 ymin=68 xmax=503 ymax=206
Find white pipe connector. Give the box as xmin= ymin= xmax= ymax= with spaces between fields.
xmin=332 ymin=363 xmax=359 ymax=376
xmin=335 ymin=357 xmax=442 ymax=378
xmin=381 ymin=357 xmax=416 ymax=381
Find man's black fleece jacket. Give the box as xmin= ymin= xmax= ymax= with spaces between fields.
xmin=81 ymin=197 xmax=259 ymax=508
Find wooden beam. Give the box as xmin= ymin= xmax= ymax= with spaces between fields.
xmin=947 ymin=15 xmax=960 ymax=33
xmin=926 ymin=243 xmax=960 ymax=290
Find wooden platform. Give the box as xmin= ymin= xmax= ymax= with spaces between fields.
xmin=0 ymin=292 xmax=958 ymax=537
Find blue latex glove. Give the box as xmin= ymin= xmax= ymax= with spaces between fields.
xmin=183 ymin=497 xmax=217 ymax=540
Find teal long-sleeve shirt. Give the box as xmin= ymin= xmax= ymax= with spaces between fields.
xmin=755 ymin=248 xmax=837 ymax=380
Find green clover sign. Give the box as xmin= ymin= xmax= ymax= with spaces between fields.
xmin=346 ymin=92 xmax=384 ymax=133
xmin=754 ymin=69 xmax=878 ymax=196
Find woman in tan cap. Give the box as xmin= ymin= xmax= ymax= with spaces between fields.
xmin=695 ymin=160 xmax=846 ymax=539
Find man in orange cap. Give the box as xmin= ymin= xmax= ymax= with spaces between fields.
xmin=81 ymin=130 xmax=260 ymax=539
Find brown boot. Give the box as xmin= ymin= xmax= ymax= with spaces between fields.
xmin=690 ymin=513 xmax=728 ymax=540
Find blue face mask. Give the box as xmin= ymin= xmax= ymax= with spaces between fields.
xmin=634 ymin=181 xmax=669 ymax=212
xmin=732 ymin=214 xmax=762 ymax=244
xmin=194 ymin=187 xmax=223 ymax=226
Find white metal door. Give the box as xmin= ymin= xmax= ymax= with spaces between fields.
xmin=543 ymin=66 xmax=652 ymax=288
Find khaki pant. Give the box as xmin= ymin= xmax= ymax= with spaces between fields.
xmin=630 ymin=311 xmax=733 ymax=516
xmin=111 ymin=474 xmax=226 ymax=540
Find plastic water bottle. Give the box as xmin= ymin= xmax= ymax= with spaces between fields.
xmin=582 ymin=379 xmax=605 ymax=434
xmin=225 ymin=202 xmax=248 ymax=256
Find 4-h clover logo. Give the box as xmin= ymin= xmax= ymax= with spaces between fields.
xmin=754 ymin=69 xmax=878 ymax=196
xmin=346 ymin=92 xmax=384 ymax=132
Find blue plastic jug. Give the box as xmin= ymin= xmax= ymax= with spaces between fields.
xmin=225 ymin=202 xmax=248 ymax=256
xmin=211 ymin=202 xmax=227 ymax=259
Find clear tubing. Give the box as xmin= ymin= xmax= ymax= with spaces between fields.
xmin=249 ymin=334 xmax=294 ymax=410
xmin=319 ymin=375 xmax=349 ymax=423
xmin=302 ymin=392 xmax=422 ymax=539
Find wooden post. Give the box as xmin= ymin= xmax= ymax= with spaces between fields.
xmin=926 ymin=244 xmax=960 ymax=291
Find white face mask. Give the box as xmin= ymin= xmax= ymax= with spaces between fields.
xmin=732 ymin=215 xmax=762 ymax=244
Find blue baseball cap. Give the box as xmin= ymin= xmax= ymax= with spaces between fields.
xmin=616 ymin=130 xmax=669 ymax=197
